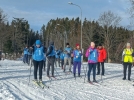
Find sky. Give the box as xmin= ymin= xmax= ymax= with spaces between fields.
xmin=0 ymin=0 xmax=131 ymax=31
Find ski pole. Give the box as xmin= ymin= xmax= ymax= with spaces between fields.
xmin=83 ymin=64 xmax=88 ymax=83
xmin=45 ymin=57 xmax=52 ymax=84
xmin=73 ymin=63 xmax=76 ymax=80
xmin=46 ymin=57 xmax=62 ymax=79
xmin=54 ymin=64 xmax=62 ymax=78
xmin=54 ymin=62 xmax=63 ymax=79
xmin=28 ymin=58 xmax=33 ymax=85
xmin=83 ymin=65 xmax=85 ymax=83
xmin=100 ymin=63 xmax=103 ymax=83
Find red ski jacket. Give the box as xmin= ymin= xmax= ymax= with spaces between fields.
xmin=97 ymin=48 xmax=107 ymax=62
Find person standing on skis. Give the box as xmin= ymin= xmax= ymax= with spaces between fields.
xmin=73 ymin=44 xmax=82 ymax=77
xmin=28 ymin=47 xmax=33 ymax=65
xmin=85 ymin=42 xmax=98 ymax=83
xmin=122 ymin=43 xmax=134 ymax=81
xmin=64 ymin=43 xmax=72 ymax=72
xmin=32 ymin=40 xmax=45 ymax=82
xmin=55 ymin=48 xmax=61 ymax=67
xmin=46 ymin=42 xmax=56 ymax=77
xmin=60 ymin=48 xmax=64 ymax=69
xmin=23 ymin=46 xmax=28 ymax=64
xmin=97 ymin=44 xmax=107 ymax=75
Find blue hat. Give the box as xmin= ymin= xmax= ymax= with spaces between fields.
xmin=35 ymin=40 xmax=41 ymax=45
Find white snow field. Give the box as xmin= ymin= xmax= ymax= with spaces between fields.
xmin=0 ymin=60 xmax=134 ymax=100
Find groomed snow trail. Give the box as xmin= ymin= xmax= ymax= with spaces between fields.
xmin=0 ymin=60 xmax=134 ymax=100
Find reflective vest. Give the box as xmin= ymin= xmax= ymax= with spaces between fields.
xmin=33 ymin=46 xmax=44 ymax=61
xmin=88 ymin=48 xmax=98 ymax=63
xmin=47 ymin=45 xmax=55 ymax=57
xmin=123 ymin=49 xmax=133 ymax=63
xmin=64 ymin=47 xmax=72 ymax=58
xmin=73 ymin=50 xmax=82 ymax=62
xmin=24 ymin=48 xmax=28 ymax=54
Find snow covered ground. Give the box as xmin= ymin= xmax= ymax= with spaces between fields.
xmin=0 ymin=60 xmax=134 ymax=100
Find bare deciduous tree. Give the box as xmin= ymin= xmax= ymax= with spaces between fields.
xmin=83 ymin=19 xmax=94 ymax=48
xmin=98 ymin=11 xmax=121 ymax=62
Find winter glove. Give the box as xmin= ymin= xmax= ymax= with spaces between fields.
xmin=79 ymin=51 xmax=82 ymax=55
xmin=76 ymin=56 xmax=78 ymax=58
xmin=71 ymin=53 xmax=73 ymax=57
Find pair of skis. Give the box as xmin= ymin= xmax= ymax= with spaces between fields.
xmin=48 ymin=76 xmax=57 ymax=80
xmin=88 ymin=81 xmax=98 ymax=85
xmin=64 ymin=71 xmax=72 ymax=75
xmin=88 ymin=81 xmax=103 ymax=87
xmin=31 ymin=66 xmax=57 ymax=89
xmin=32 ymin=80 xmax=49 ymax=89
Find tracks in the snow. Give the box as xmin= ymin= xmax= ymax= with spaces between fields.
xmin=1 ymin=61 xmax=134 ymax=100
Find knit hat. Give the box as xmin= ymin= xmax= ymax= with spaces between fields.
xmin=76 ymin=43 xmax=80 ymax=47
xmin=126 ymin=43 xmax=130 ymax=46
xmin=35 ymin=40 xmax=41 ymax=45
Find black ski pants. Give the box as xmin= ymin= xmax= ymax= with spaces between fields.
xmin=123 ymin=62 xmax=132 ymax=80
xmin=97 ymin=62 xmax=105 ymax=75
xmin=47 ymin=56 xmax=55 ymax=76
xmin=33 ymin=60 xmax=43 ymax=80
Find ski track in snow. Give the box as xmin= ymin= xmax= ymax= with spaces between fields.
xmin=0 ymin=60 xmax=134 ymax=100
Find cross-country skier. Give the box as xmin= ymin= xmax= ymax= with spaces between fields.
xmin=73 ymin=44 xmax=82 ymax=77
xmin=122 ymin=43 xmax=134 ymax=81
xmin=46 ymin=41 xmax=56 ymax=77
xmin=64 ymin=43 xmax=72 ymax=72
xmin=23 ymin=46 xmax=28 ymax=64
xmin=85 ymin=42 xmax=98 ymax=83
xmin=55 ymin=48 xmax=61 ymax=67
xmin=32 ymin=40 xmax=45 ymax=82
xmin=60 ymin=48 xmax=64 ymax=69
xmin=97 ymin=44 xmax=107 ymax=75
xmin=28 ymin=47 xmax=33 ymax=65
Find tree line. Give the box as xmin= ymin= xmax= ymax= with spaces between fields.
xmin=0 ymin=8 xmax=42 ymax=59
xmin=42 ymin=11 xmax=131 ymax=63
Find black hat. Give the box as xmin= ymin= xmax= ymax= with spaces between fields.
xmin=98 ymin=43 xmax=102 ymax=46
xmin=66 ymin=43 xmax=69 ymax=45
